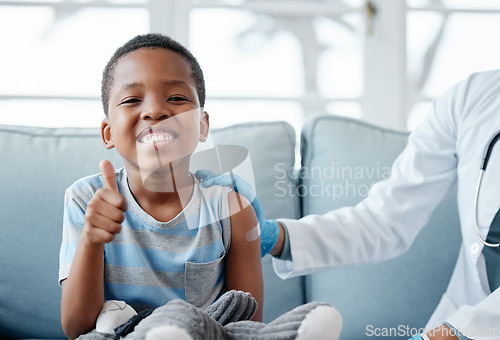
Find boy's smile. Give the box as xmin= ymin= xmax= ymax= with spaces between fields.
xmin=137 ymin=125 xmax=179 ymax=150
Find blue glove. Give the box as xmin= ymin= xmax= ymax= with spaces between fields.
xmin=195 ymin=169 xmax=280 ymax=257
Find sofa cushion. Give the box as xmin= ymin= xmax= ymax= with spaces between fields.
xmin=299 ymin=116 xmax=461 ymax=339
xmin=0 ymin=121 xmax=301 ymax=338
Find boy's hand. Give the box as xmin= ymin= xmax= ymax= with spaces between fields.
xmin=83 ymin=160 xmax=127 ymax=245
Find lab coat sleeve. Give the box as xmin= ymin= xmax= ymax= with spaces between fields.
xmin=273 ymin=84 xmax=461 ymax=279
xmin=446 ymin=288 xmax=500 ymax=339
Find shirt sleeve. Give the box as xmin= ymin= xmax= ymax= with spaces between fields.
xmin=273 ymin=81 xmax=460 ymax=279
xmin=58 ymin=184 xmax=90 ymax=286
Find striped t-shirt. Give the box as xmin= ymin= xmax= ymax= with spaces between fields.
xmin=59 ymin=168 xmax=231 ymax=311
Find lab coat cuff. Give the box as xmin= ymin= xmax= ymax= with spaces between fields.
xmin=272 ymin=219 xmax=295 ymax=279
xmin=443 ymin=322 xmax=470 ymax=340
xmin=271 ymin=218 xmax=309 ymax=279
xmin=445 ymin=304 xmax=500 ymax=339
xmin=277 ymin=221 xmax=292 ymax=261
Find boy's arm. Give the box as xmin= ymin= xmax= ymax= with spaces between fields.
xmin=61 ymin=241 xmax=106 ymax=339
xmin=61 ymin=160 xmax=126 ymax=339
xmin=225 ymin=191 xmax=264 ymax=322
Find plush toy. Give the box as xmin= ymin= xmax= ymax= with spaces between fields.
xmin=78 ymin=290 xmax=342 ymax=340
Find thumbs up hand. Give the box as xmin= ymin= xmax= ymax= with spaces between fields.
xmin=83 ymin=160 xmax=127 ymax=245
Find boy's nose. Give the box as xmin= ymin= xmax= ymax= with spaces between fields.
xmin=140 ymin=101 xmax=172 ymax=120
xmin=141 ymin=111 xmax=168 ymax=120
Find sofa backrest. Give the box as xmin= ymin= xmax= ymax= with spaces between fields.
xmin=299 ymin=115 xmax=462 ymax=339
xmin=0 ymin=121 xmax=301 ymax=338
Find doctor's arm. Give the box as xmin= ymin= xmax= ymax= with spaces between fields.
xmin=273 ymin=71 xmax=484 ymax=278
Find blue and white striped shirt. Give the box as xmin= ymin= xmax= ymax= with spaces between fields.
xmin=59 ymin=168 xmax=231 ymax=311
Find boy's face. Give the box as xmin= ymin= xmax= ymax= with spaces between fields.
xmin=102 ymin=47 xmax=209 ymax=174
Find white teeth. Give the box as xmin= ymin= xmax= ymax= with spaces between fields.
xmin=141 ymin=133 xmax=173 ymax=144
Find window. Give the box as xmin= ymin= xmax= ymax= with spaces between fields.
xmin=407 ymin=0 xmax=500 ymax=129
xmin=1 ymin=0 xmax=500 ymax=132
xmin=189 ymin=1 xmax=362 ymax=133
xmin=0 ymin=2 xmax=149 ymax=127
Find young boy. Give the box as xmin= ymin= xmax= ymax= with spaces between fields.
xmin=58 ymin=33 xmax=263 ymax=339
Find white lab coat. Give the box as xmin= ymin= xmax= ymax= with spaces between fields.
xmin=273 ymin=70 xmax=500 ymax=339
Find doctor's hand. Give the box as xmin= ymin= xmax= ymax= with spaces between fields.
xmin=409 ymin=324 xmax=459 ymax=340
xmin=195 ymin=169 xmax=281 ymax=256
xmin=425 ymin=324 xmax=459 ymax=340
xmin=83 ymin=160 xmax=127 ymax=245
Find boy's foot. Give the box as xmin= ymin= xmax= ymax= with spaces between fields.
xmin=296 ymin=304 xmax=342 ymax=340
xmin=144 ymin=325 xmax=193 ymax=340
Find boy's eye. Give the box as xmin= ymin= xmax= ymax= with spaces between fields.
xmin=168 ymin=96 xmax=188 ymax=103
xmin=120 ymin=98 xmax=141 ymax=105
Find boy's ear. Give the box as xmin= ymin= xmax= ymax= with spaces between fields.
xmin=199 ymin=111 xmax=210 ymax=142
xmin=101 ymin=118 xmax=115 ymax=149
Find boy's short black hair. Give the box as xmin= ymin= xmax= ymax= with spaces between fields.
xmin=101 ymin=33 xmax=206 ymax=116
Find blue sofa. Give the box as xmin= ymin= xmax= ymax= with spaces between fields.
xmin=0 ymin=115 xmax=461 ymax=339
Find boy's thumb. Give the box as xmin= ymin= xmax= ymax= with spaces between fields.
xmin=100 ymin=159 xmax=118 ymax=192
